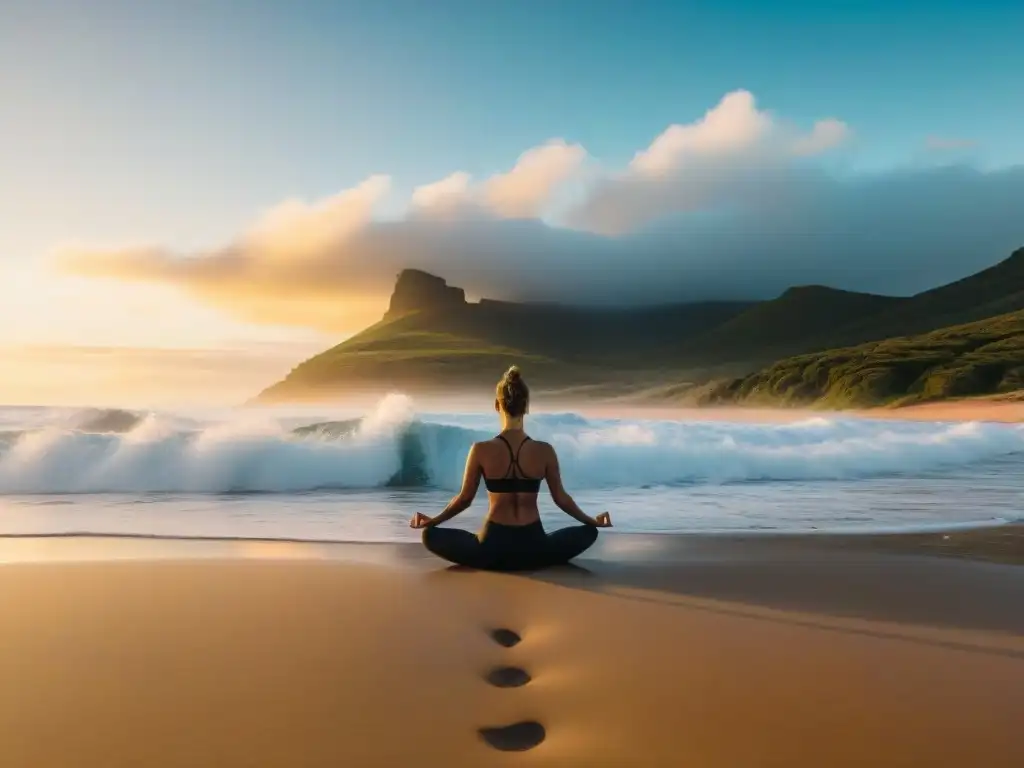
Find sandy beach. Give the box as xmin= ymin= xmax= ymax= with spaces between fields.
xmin=1 ymin=529 xmax=1022 ymax=768
xmin=544 ymin=394 xmax=1024 ymax=425
xmin=863 ymin=397 xmax=1024 ymax=423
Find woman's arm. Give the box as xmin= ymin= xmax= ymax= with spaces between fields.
xmin=421 ymin=444 xmax=483 ymax=528
xmin=543 ymin=445 xmax=602 ymax=526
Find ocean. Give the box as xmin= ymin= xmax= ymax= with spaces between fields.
xmin=1 ymin=394 xmax=1021 ymax=543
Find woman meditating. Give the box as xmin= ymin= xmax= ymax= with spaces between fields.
xmin=410 ymin=365 xmax=612 ymax=570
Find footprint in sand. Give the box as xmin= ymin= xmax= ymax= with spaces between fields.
xmin=489 ymin=627 xmax=521 ymax=648
xmin=486 ymin=665 xmax=531 ymax=688
xmin=478 ymin=721 xmax=546 ymax=752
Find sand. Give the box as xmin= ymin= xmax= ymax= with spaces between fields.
xmin=1 ymin=532 xmax=1023 ymax=767
xmin=862 ymin=397 xmax=1024 ymax=423
xmin=545 ymin=395 xmax=1024 ymax=424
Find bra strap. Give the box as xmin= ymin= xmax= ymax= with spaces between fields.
xmin=513 ymin=436 xmax=531 ymax=477
xmin=495 ymin=434 xmax=516 ymax=478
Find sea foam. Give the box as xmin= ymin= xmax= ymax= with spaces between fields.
xmin=0 ymin=395 xmax=1022 ymax=494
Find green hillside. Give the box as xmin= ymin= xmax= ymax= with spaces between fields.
xmin=701 ymin=309 xmax=1024 ymax=408
xmin=679 ymin=285 xmax=904 ymax=365
xmin=258 ymin=313 xmax=586 ymax=401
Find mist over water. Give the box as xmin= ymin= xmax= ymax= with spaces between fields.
xmin=1 ymin=394 xmax=1022 ymax=541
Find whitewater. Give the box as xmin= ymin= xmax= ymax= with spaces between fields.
xmin=1 ymin=394 xmax=1022 ymax=542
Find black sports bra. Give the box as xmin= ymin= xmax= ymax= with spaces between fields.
xmin=483 ymin=434 xmax=543 ymax=493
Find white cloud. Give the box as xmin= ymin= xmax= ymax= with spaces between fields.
xmin=568 ymin=90 xmax=852 ymax=234
xmin=630 ymin=90 xmax=773 ymax=174
xmin=483 ymin=139 xmax=588 ymax=217
xmin=792 ymin=118 xmax=851 ymax=156
xmin=243 ymin=174 xmax=391 ymax=260
xmin=412 ymin=139 xmax=586 ymax=219
xmin=410 ymin=171 xmax=472 ymax=211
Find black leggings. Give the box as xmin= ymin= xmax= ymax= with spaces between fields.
xmin=422 ymin=520 xmax=598 ymax=571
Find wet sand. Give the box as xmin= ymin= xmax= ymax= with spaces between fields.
xmin=786 ymin=521 xmax=1024 ymax=565
xmin=1 ymin=529 xmax=1022 ymax=767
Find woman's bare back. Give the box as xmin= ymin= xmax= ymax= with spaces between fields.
xmin=478 ymin=432 xmax=548 ymax=525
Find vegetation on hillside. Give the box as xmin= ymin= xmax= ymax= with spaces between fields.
xmin=257 ymin=310 xmax=606 ymax=401
xmin=701 ymin=309 xmax=1024 ymax=408
xmin=679 ymin=285 xmax=903 ymax=364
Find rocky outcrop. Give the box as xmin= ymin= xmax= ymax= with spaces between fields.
xmin=386 ymin=269 xmax=466 ymax=316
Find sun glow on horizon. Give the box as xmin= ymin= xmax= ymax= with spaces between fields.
xmin=0 ymin=340 xmax=338 ymax=408
xmin=0 ymin=261 xmax=351 ymax=405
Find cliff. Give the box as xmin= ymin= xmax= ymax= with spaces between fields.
xmin=386 ymin=270 xmax=466 ymax=317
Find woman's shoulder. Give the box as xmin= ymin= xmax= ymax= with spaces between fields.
xmin=471 ymin=435 xmax=551 ymax=450
xmin=470 ymin=437 xmax=502 ymax=452
xmin=525 ymin=436 xmax=555 ymax=454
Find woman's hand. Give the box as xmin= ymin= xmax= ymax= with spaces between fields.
xmin=409 ymin=512 xmax=434 ymax=529
xmin=594 ymin=512 xmax=613 ymax=528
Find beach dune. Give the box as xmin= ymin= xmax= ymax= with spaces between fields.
xmin=1 ymin=540 xmax=1023 ymax=767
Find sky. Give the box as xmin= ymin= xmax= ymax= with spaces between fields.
xmin=2 ymin=0 xmax=1023 ymax=405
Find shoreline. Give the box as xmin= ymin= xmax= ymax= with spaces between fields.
xmin=3 ymin=522 xmax=1022 ymax=565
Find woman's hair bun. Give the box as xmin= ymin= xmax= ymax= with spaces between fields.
xmin=496 ymin=365 xmax=529 ymax=417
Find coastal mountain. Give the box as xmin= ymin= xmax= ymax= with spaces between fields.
xmin=676 ymin=246 xmax=1024 ymax=365
xmin=256 ymin=270 xmax=754 ymax=401
xmin=255 ymin=248 xmax=1024 ymax=404
xmin=373 ymin=270 xmax=754 ymax=368
xmin=701 ymin=308 xmax=1024 ymax=408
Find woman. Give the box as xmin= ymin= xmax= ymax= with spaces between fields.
xmin=410 ymin=365 xmax=612 ymax=571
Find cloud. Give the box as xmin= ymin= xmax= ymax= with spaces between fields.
xmin=792 ymin=118 xmax=851 ymax=156
xmin=58 ymin=239 xmax=393 ymax=331
xmin=568 ymin=90 xmax=851 ymax=234
xmin=410 ymin=171 xmax=472 ymax=210
xmin=629 ymin=91 xmax=773 ymax=173
xmin=55 ymin=177 xmax=398 ymax=331
xmin=411 ymin=139 xmax=587 ymax=219
xmin=55 ymin=90 xmax=1023 ymax=333
xmin=244 ymin=174 xmax=391 ymax=260
xmin=925 ymin=135 xmax=977 ymax=151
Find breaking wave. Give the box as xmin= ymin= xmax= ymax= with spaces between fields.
xmin=0 ymin=395 xmax=1022 ymax=494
